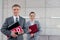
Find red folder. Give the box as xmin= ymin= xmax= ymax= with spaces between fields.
xmin=29 ymin=24 xmax=38 ymax=34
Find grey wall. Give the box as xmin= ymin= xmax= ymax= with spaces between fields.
xmin=0 ymin=0 xmax=60 ymax=40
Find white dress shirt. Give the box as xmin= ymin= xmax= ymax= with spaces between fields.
xmin=13 ymin=16 xmax=19 ymax=22
xmin=30 ymin=20 xmax=35 ymax=25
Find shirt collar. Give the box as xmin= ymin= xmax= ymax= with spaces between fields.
xmin=13 ymin=15 xmax=19 ymax=22
xmin=13 ymin=15 xmax=19 ymax=19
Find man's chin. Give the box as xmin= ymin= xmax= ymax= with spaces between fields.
xmin=14 ymin=15 xmax=19 ymax=16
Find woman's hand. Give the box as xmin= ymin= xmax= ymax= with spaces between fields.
xmin=28 ymin=29 xmax=32 ymax=32
xmin=30 ymin=33 xmax=34 ymax=37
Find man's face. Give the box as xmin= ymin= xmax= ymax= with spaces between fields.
xmin=29 ymin=13 xmax=35 ymax=20
xmin=12 ymin=7 xmax=20 ymax=16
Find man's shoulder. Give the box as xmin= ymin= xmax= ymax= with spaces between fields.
xmin=20 ymin=16 xmax=25 ymax=20
xmin=6 ymin=16 xmax=13 ymax=20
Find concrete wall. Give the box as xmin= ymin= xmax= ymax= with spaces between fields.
xmin=0 ymin=0 xmax=60 ymax=40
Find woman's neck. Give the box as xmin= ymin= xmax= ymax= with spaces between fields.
xmin=30 ymin=19 xmax=34 ymax=22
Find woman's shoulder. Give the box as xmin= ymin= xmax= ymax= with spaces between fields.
xmin=35 ymin=20 xmax=40 ymax=22
xmin=26 ymin=21 xmax=30 ymax=23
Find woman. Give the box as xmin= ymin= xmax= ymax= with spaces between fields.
xmin=26 ymin=12 xmax=41 ymax=40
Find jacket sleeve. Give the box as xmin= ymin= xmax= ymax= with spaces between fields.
xmin=34 ymin=21 xmax=41 ymax=36
xmin=1 ymin=18 xmax=11 ymax=36
xmin=23 ymin=19 xmax=27 ymax=33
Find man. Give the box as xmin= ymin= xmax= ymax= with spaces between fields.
xmin=1 ymin=4 xmax=26 ymax=40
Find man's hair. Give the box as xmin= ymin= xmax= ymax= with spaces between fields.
xmin=29 ymin=12 xmax=35 ymax=15
xmin=12 ymin=4 xmax=21 ymax=8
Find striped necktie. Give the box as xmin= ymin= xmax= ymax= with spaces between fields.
xmin=16 ymin=17 xmax=18 ymax=22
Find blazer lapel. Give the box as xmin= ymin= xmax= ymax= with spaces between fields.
xmin=19 ymin=16 xmax=21 ymax=25
xmin=28 ymin=21 xmax=32 ymax=26
xmin=11 ymin=16 xmax=14 ymax=23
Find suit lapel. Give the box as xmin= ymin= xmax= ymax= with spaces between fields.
xmin=11 ymin=16 xmax=14 ymax=23
xmin=29 ymin=21 xmax=32 ymax=26
xmin=19 ymin=16 xmax=21 ymax=25
xmin=34 ymin=21 xmax=36 ymax=24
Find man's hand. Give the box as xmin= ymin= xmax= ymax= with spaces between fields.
xmin=11 ymin=31 xmax=18 ymax=38
xmin=18 ymin=30 xmax=24 ymax=35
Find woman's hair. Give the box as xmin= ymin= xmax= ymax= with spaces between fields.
xmin=29 ymin=12 xmax=35 ymax=15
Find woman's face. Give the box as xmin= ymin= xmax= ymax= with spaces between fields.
xmin=29 ymin=13 xmax=35 ymax=20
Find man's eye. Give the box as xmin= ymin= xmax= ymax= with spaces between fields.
xmin=14 ymin=9 xmax=16 ymax=10
xmin=17 ymin=9 xmax=19 ymax=10
xmin=14 ymin=9 xmax=19 ymax=10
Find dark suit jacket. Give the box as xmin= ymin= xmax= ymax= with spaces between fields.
xmin=1 ymin=16 xmax=26 ymax=40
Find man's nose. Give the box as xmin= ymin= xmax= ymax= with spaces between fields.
xmin=15 ymin=10 xmax=18 ymax=11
